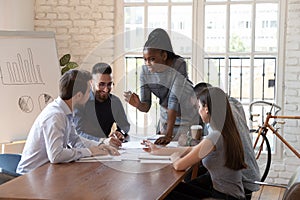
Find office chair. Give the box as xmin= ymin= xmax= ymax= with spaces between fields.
xmin=253 ymin=166 xmax=300 ymax=200
xmin=0 ymin=153 xmax=22 ymax=184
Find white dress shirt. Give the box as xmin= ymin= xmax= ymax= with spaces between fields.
xmin=17 ymin=97 xmax=97 ymax=174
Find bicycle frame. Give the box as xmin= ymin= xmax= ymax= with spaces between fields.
xmin=249 ymin=100 xmax=300 ymax=181
xmin=254 ymin=113 xmax=300 ymax=158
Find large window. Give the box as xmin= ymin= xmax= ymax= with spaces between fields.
xmin=123 ymin=0 xmax=193 ymax=56
xmin=203 ymin=1 xmax=279 ymax=105
xmin=120 ymin=0 xmax=284 ymax=149
xmin=122 ymin=0 xmax=193 ymax=136
xmin=201 ymin=0 xmax=282 ymax=157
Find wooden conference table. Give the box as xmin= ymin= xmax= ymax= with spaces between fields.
xmin=0 ymin=154 xmax=187 ymax=199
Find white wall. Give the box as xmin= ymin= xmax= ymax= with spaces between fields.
xmin=266 ymin=0 xmax=300 ymax=184
xmin=0 ymin=0 xmax=34 ymax=30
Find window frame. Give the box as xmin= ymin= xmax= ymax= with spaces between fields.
xmin=193 ymin=0 xmax=286 ymax=160
xmin=116 ymin=0 xmax=194 ymax=136
xmin=115 ymin=1 xmax=287 ymax=160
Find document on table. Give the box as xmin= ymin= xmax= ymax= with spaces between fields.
xmin=77 ymin=150 xmax=173 ymax=164
xmin=138 ymin=153 xmax=171 ymax=160
xmin=121 ymin=141 xmax=146 ymax=149
xmin=140 ymin=159 xmax=172 ymax=164
xmin=138 ymin=153 xmax=172 ymax=164
xmin=145 ymin=134 xmax=164 ymax=140
xmin=129 ymin=134 xmax=163 ymax=141
xmin=77 ymin=155 xmax=122 ymax=162
xmin=120 ymin=139 xmax=178 ymax=149
xmin=77 ymin=141 xmax=176 ymax=163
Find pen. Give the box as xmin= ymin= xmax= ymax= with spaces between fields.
xmin=112 ymin=131 xmax=126 ymax=142
xmin=120 ymin=130 xmax=126 ymax=141
xmin=120 ymin=130 xmax=126 ymax=136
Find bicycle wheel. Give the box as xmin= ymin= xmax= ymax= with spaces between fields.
xmin=253 ymin=131 xmax=272 ymax=182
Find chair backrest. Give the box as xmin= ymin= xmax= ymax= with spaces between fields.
xmin=283 ymin=167 xmax=300 ymax=200
xmin=0 ymin=153 xmax=21 ymax=173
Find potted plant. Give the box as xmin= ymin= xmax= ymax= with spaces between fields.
xmin=59 ymin=54 xmax=78 ymax=75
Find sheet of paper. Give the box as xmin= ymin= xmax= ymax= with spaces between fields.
xmin=166 ymin=141 xmax=178 ymax=148
xmin=76 ymin=159 xmax=121 ymax=162
xmin=121 ymin=141 xmax=145 ymax=149
xmin=138 ymin=153 xmax=171 ymax=160
xmin=128 ymin=134 xmax=163 ymax=141
xmin=119 ymin=151 xmax=140 ymax=161
xmin=76 ymin=141 xmax=177 ymax=164
xmin=80 ymin=155 xmax=113 ymax=160
xmin=145 ymin=134 xmax=164 ymax=140
xmin=77 ymin=155 xmax=122 ymax=162
xmin=140 ymin=159 xmax=172 ymax=164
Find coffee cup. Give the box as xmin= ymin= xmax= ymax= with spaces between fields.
xmin=190 ymin=125 xmax=203 ymax=140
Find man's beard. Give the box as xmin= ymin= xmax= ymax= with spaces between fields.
xmin=95 ymin=91 xmax=109 ymax=102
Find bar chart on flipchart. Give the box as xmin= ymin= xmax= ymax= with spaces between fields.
xmin=0 ymin=48 xmax=44 ymax=85
xmin=0 ymin=31 xmax=60 ymax=142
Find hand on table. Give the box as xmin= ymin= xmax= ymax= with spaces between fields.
xmin=154 ymin=136 xmax=172 ymax=145
xmin=170 ymin=152 xmax=181 ymax=163
xmin=141 ymin=140 xmax=159 ymax=153
xmin=109 ymin=131 xmax=125 ymax=141
xmin=89 ymin=144 xmax=120 ymax=156
xmin=104 ymin=137 xmax=122 ymax=148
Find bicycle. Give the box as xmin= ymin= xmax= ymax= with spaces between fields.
xmin=249 ymin=100 xmax=300 ymax=182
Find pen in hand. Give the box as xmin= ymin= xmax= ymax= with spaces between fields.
xmin=110 ymin=131 xmax=125 ymax=141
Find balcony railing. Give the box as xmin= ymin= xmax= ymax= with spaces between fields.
xmin=125 ymin=56 xmax=277 ymax=135
xmin=205 ymin=56 xmax=276 ymax=102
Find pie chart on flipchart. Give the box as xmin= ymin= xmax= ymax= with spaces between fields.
xmin=38 ymin=93 xmax=54 ymax=110
xmin=0 ymin=31 xmax=60 ymax=142
xmin=18 ymin=95 xmax=34 ymax=113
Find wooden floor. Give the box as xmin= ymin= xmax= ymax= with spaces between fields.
xmin=251 ymin=185 xmax=286 ymax=200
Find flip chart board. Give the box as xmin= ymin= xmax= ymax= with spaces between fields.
xmin=0 ymin=31 xmax=60 ymax=142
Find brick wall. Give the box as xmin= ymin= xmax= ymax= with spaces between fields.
xmin=34 ymin=0 xmax=115 ymax=71
xmin=265 ymin=0 xmax=300 ymax=185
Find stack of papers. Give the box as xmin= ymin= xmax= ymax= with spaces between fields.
xmin=138 ymin=153 xmax=172 ymax=164
xmin=138 ymin=153 xmax=171 ymax=160
xmin=120 ymin=138 xmax=178 ymax=149
xmin=77 ymin=140 xmax=176 ymax=164
xmin=77 ymin=150 xmax=172 ymax=164
xmin=77 ymin=155 xmax=121 ymax=162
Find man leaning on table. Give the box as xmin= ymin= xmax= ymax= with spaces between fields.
xmin=17 ymin=70 xmax=119 ymax=174
xmin=73 ymin=63 xmax=130 ymax=147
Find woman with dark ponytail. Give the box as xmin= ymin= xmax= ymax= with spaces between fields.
xmin=143 ymin=87 xmax=246 ymax=200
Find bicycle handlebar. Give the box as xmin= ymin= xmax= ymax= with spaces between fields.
xmin=249 ymin=100 xmax=282 ymax=121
